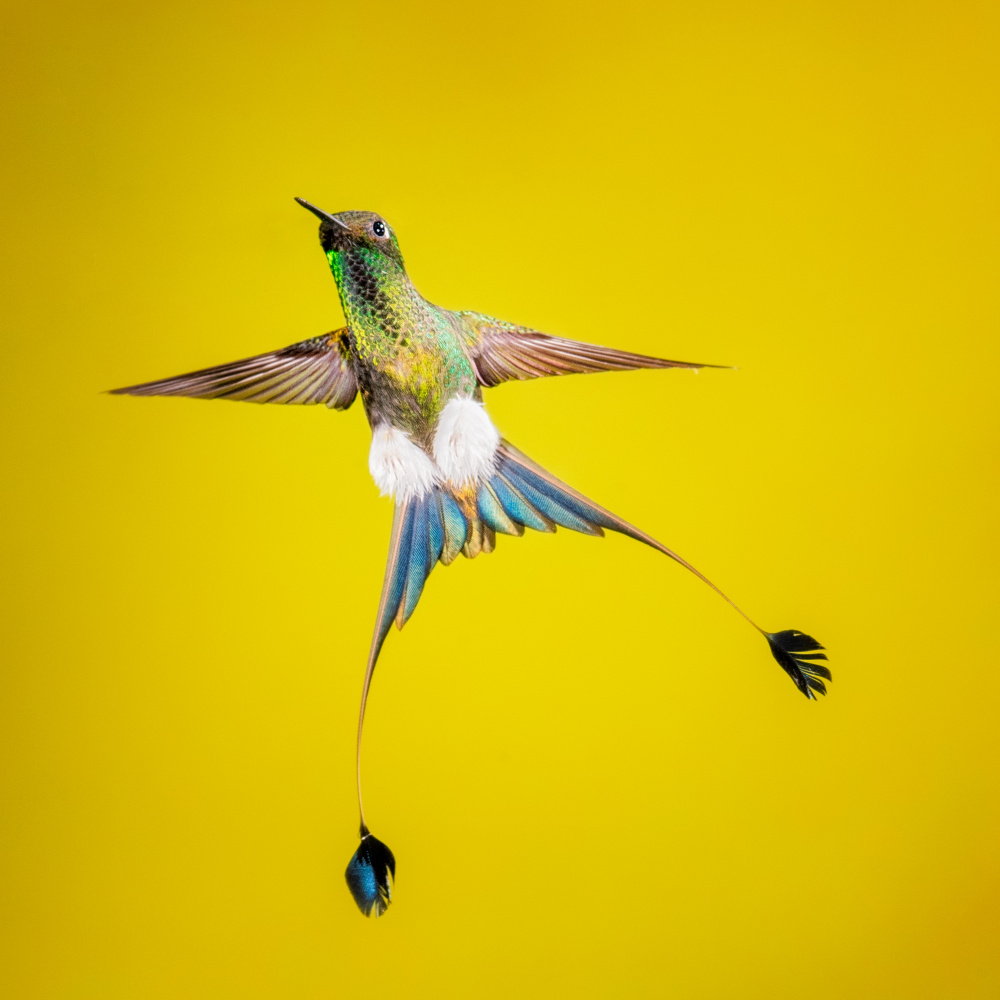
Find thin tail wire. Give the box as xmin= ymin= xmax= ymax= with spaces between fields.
xmin=356 ymin=499 xmax=411 ymax=836
xmin=497 ymin=443 xmax=768 ymax=634
xmin=497 ymin=442 xmax=828 ymax=698
xmin=627 ymin=530 xmax=764 ymax=634
xmin=353 ymin=442 xmax=828 ymax=839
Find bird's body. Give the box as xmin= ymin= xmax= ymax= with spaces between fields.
xmin=335 ymin=251 xmax=479 ymax=439
xmin=111 ymin=199 xmax=831 ymax=919
xmin=321 ymin=211 xmax=620 ymax=513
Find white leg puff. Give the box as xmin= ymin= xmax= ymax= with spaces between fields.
xmin=432 ymin=396 xmax=501 ymax=488
xmin=369 ymin=424 xmax=441 ymax=502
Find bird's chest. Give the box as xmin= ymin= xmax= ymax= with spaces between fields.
xmin=354 ymin=323 xmax=477 ymax=435
xmin=384 ymin=341 xmax=447 ymax=410
xmin=353 ymin=338 xmax=443 ymax=436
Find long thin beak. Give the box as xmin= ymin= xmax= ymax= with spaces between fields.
xmin=294 ymin=197 xmax=349 ymax=229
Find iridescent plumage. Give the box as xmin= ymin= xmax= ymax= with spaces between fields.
xmin=111 ymin=198 xmax=830 ymax=918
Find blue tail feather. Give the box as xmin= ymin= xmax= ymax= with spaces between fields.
xmin=399 ymin=496 xmax=430 ymax=627
xmin=372 ymin=501 xmax=413 ymax=657
xmin=490 ymin=474 xmax=554 ymax=532
xmin=384 ymin=502 xmax=413 ymax=627
xmin=427 ymin=492 xmax=445 ymax=566
xmin=477 ymin=482 xmax=523 ymax=536
xmin=499 ymin=455 xmax=614 ymax=529
xmin=440 ymin=491 xmax=468 ymax=565
xmin=500 ymin=464 xmax=604 ymax=535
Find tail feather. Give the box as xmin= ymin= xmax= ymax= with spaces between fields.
xmin=462 ymin=517 xmax=494 ymax=559
xmin=764 ymin=630 xmax=831 ymax=699
xmin=477 ymin=483 xmax=524 ymax=536
xmin=397 ymin=496 xmax=430 ymax=628
xmin=439 ymin=492 xmax=468 ymax=565
xmin=500 ymin=463 xmax=604 ymax=536
xmin=375 ymin=441 xmax=658 ymax=642
xmin=371 ymin=503 xmax=413 ymax=658
xmin=498 ymin=444 xmax=637 ymax=535
xmin=368 ymin=440 xmax=829 ymax=699
xmin=353 ymin=436 xmax=829 ymax=915
xmin=427 ymin=492 xmax=445 ymax=566
xmin=491 ymin=475 xmax=555 ymax=533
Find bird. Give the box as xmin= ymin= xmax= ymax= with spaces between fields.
xmin=110 ymin=197 xmax=831 ymax=918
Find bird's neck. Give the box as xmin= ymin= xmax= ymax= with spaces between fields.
xmin=327 ymin=249 xmax=422 ymax=362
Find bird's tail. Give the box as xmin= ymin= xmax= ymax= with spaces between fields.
xmin=373 ymin=441 xmax=829 ymax=694
xmin=344 ymin=440 xmax=830 ymax=916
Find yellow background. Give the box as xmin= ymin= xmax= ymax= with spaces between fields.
xmin=2 ymin=1 xmax=998 ymax=996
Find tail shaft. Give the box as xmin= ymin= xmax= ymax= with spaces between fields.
xmin=348 ymin=439 xmax=829 ymax=910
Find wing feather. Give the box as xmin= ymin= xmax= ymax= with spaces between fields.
xmin=109 ymin=330 xmax=358 ymax=409
xmin=459 ymin=312 xmax=723 ymax=388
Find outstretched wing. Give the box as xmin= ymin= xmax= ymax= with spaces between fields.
xmin=459 ymin=312 xmax=724 ymax=388
xmin=109 ymin=330 xmax=358 ymax=409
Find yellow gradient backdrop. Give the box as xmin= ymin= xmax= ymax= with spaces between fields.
xmin=2 ymin=1 xmax=998 ymax=996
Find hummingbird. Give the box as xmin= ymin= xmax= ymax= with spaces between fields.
xmin=111 ymin=198 xmax=830 ymax=918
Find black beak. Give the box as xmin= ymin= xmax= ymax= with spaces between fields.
xmin=294 ymin=197 xmax=349 ymax=229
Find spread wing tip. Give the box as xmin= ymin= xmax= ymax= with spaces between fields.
xmin=105 ymin=331 xmax=358 ymax=408
xmin=462 ymin=315 xmax=732 ymax=385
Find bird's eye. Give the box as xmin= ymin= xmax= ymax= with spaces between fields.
xmin=372 ymin=220 xmax=387 ymax=238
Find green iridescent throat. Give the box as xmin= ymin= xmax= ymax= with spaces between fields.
xmin=325 ymin=247 xmax=478 ymax=422
xmin=326 ymin=248 xmax=404 ymax=358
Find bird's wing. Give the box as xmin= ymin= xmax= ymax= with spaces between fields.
xmin=109 ymin=330 xmax=358 ymax=409
xmin=458 ymin=312 xmax=724 ymax=388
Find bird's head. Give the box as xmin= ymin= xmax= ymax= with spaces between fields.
xmin=295 ymin=198 xmax=406 ymax=275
